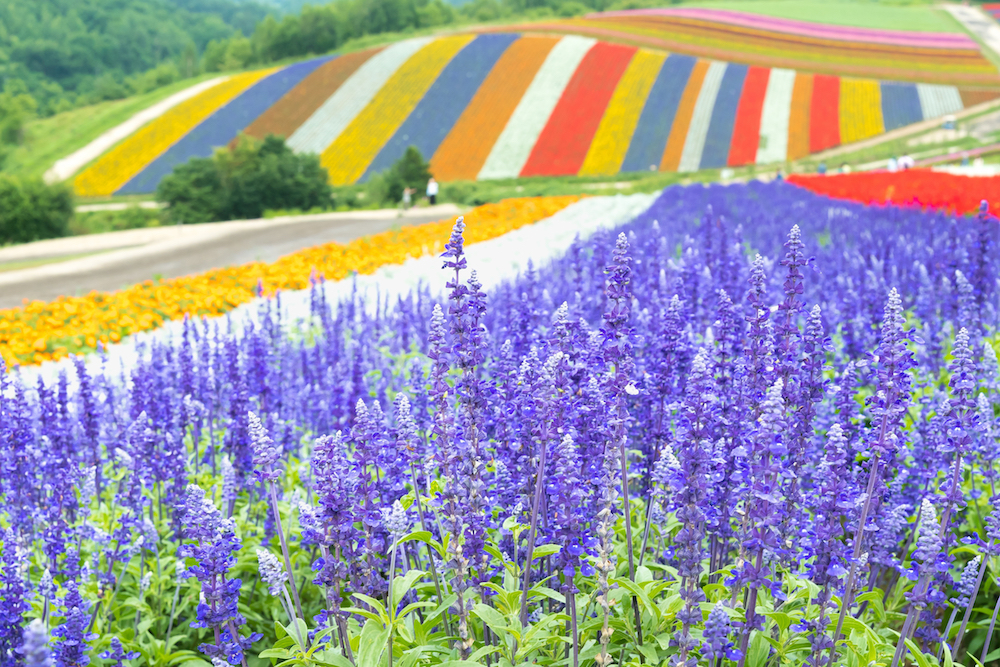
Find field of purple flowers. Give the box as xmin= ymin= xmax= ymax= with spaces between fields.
xmin=2 ymin=180 xmax=999 ymax=667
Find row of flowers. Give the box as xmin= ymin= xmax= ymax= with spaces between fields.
xmin=321 ymin=36 xmax=474 ymax=185
xmin=561 ymin=15 xmax=1000 ymax=82
xmin=0 ymin=196 xmax=581 ymax=367
xmin=74 ymin=71 xmax=275 ymax=198
xmin=429 ymin=36 xmax=559 ymax=181
xmin=788 ymin=169 xmax=1000 ymax=214
xmin=838 ymin=78 xmax=885 ymax=144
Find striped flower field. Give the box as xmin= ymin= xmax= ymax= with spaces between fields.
xmin=69 ymin=31 xmax=995 ymax=195
xmin=517 ymin=8 xmax=1000 ymax=85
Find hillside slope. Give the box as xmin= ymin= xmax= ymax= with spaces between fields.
xmin=65 ymin=31 xmax=992 ymax=196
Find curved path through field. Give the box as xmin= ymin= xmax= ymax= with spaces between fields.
xmin=0 ymin=204 xmax=461 ymax=310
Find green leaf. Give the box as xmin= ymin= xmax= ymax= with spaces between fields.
xmin=473 ymin=603 xmax=511 ymax=640
xmin=856 ymin=591 xmax=886 ymax=624
xmin=314 ymin=651 xmax=356 ymax=667
xmin=527 ymin=585 xmax=564 ymax=604
xmin=391 ymin=570 xmax=427 ymax=614
xmin=259 ymin=648 xmax=293 ymax=660
xmin=467 ymin=645 xmax=502 ymax=662
xmin=635 ymin=565 xmax=653 ymax=583
xmin=356 ymin=619 xmax=391 ymax=667
xmin=397 ymin=530 xmax=432 ymax=546
xmin=763 ymin=611 xmax=793 ymax=634
xmin=637 ymin=642 xmax=659 ymax=663
xmin=530 ymin=544 xmax=561 ymax=561
xmin=613 ymin=577 xmax=660 ymax=622
xmin=351 ymin=593 xmax=388 ymax=621
xmin=747 ymin=632 xmax=769 ymax=667
xmin=942 ymin=643 xmax=954 ymax=667
xmin=904 ymin=638 xmax=931 ymax=667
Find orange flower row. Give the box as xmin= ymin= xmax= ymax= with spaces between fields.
xmin=0 ymin=196 xmax=582 ymax=368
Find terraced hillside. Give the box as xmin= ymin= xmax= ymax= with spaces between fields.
xmin=67 ymin=28 xmax=997 ymax=196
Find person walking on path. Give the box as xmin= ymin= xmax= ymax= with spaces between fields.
xmin=426 ymin=177 xmax=438 ymax=205
xmin=402 ymin=187 xmax=412 ymax=210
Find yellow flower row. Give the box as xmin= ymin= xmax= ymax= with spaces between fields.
xmin=0 ymin=196 xmax=582 ymax=368
xmin=579 ymin=49 xmax=665 ymax=176
xmin=321 ymin=35 xmax=474 ymax=185
xmin=74 ymin=70 xmax=277 ymax=197
xmin=839 ymin=78 xmax=885 ymax=145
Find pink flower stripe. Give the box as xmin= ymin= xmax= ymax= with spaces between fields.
xmin=588 ymin=8 xmax=976 ymax=49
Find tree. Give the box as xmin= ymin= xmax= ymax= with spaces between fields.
xmin=0 ymin=175 xmax=73 ymax=244
xmin=157 ymin=134 xmax=333 ymax=223
xmin=385 ymin=146 xmax=432 ymax=203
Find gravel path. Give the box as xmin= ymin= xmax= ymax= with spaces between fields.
xmin=0 ymin=205 xmax=460 ymax=309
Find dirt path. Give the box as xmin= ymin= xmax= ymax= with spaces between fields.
xmin=0 ymin=205 xmax=460 ymax=309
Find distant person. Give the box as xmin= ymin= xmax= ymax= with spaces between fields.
xmin=402 ymin=187 xmax=412 ymax=210
xmin=426 ymin=177 xmax=438 ymax=205
xmin=887 ymin=156 xmax=899 ymax=172
xmin=775 ymin=167 xmax=784 ymax=181
xmin=840 ymin=163 xmax=852 ymax=174
xmin=962 ymin=153 xmax=970 ymax=166
xmin=898 ymin=155 xmax=914 ymax=170
xmin=817 ymin=162 xmax=827 ymax=175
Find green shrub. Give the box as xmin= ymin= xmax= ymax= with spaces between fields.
xmin=157 ymin=135 xmax=333 ymax=223
xmin=0 ymin=175 xmax=73 ymax=244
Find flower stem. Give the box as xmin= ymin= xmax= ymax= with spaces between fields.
xmin=519 ymin=436 xmax=548 ymax=628
xmin=981 ymin=589 xmax=1000 ymax=665
xmin=268 ymin=481 xmax=306 ymax=635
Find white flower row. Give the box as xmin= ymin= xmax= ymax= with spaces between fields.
xmin=478 ymin=36 xmax=596 ymax=180
xmin=18 ymin=192 xmax=658 ymax=387
xmin=44 ymin=77 xmax=230 ymax=183
xmin=287 ymin=39 xmax=431 ymax=155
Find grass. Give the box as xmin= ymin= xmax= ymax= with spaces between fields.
xmin=0 ymin=250 xmax=117 ymax=273
xmin=68 ymin=207 xmax=163 ymax=236
xmin=2 ymin=74 xmax=222 ymax=180
xmin=679 ymin=0 xmax=965 ymax=33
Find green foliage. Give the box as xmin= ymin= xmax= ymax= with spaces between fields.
xmin=0 ymin=0 xmax=271 ymax=116
xmin=364 ymin=146 xmax=432 ymax=206
xmin=157 ymin=134 xmax=333 ymax=223
xmin=68 ymin=206 xmax=162 ymax=236
xmin=0 ymin=82 xmax=37 ymax=168
xmin=0 ymin=174 xmax=73 ymax=244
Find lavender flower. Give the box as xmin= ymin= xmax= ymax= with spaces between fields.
xmin=99 ymin=637 xmax=139 ymax=666
xmin=51 ymin=582 xmax=96 ymax=667
xmin=701 ymin=604 xmax=740 ymax=664
xmin=256 ymin=548 xmax=288 ymax=596
xmin=248 ymin=411 xmax=281 ymax=482
xmin=20 ymin=619 xmax=53 ymax=667
xmin=380 ymin=501 xmax=409 ymax=542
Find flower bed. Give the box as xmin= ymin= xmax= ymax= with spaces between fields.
xmin=520 ymin=41 xmax=636 ymax=177
xmin=4 ymin=181 xmax=999 ymax=667
xmin=580 ymin=49 xmax=665 ymax=176
xmin=243 ymin=49 xmax=383 ymax=145
xmin=430 ymin=35 xmax=558 ymax=181
xmin=321 ymin=35 xmax=474 ymax=185
xmin=0 ymin=196 xmax=580 ymax=367
xmin=787 ymin=169 xmax=1000 ymax=214
xmin=117 ymin=58 xmax=332 ymax=196
xmin=73 ymin=70 xmax=276 ymax=197
xmin=362 ymin=34 xmax=519 ymax=182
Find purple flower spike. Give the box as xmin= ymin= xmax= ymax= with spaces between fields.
xmin=248 ymin=411 xmax=281 ymax=482
xmin=20 ymin=619 xmax=53 ymax=667
xmin=702 ymin=603 xmax=740 ymax=664
xmin=255 ymin=548 xmax=288 ymax=596
xmin=99 ymin=637 xmax=139 ymax=667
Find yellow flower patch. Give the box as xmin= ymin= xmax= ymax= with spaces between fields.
xmin=0 ymin=196 xmax=581 ymax=368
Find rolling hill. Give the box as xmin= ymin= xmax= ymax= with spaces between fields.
xmin=65 ymin=28 xmax=993 ymax=197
